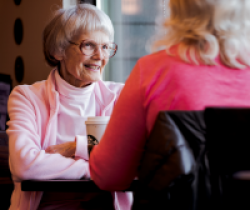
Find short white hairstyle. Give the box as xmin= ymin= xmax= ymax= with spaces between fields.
xmin=153 ymin=0 xmax=250 ymax=69
xmin=43 ymin=4 xmax=114 ymax=67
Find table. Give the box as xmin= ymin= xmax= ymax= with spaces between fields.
xmin=21 ymin=179 xmax=138 ymax=192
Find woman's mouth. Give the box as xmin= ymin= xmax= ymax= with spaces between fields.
xmin=85 ymin=65 xmax=100 ymax=71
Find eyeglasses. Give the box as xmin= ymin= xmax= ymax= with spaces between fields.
xmin=69 ymin=39 xmax=118 ymax=58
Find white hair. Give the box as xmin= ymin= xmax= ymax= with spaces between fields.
xmin=43 ymin=4 xmax=114 ymax=67
xmin=152 ymin=0 xmax=250 ymax=69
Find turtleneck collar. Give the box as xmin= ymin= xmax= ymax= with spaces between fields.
xmin=55 ymin=69 xmax=95 ymax=100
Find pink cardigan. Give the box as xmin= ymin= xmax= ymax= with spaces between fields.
xmin=7 ymin=69 xmax=132 ymax=210
xmin=90 ymin=50 xmax=250 ymax=191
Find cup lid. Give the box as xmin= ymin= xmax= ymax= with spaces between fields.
xmin=85 ymin=116 xmax=110 ymax=124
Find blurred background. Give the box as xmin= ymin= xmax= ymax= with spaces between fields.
xmin=98 ymin=0 xmax=166 ymax=82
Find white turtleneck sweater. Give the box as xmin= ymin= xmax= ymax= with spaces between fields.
xmin=55 ymin=70 xmax=98 ymax=145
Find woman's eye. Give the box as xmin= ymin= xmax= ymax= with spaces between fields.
xmin=102 ymin=45 xmax=109 ymax=50
xmin=84 ymin=42 xmax=94 ymax=48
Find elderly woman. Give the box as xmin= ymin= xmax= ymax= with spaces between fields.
xmin=88 ymin=0 xmax=250 ymax=195
xmin=7 ymin=4 xmax=132 ymax=210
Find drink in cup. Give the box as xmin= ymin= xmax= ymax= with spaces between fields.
xmin=85 ymin=116 xmax=110 ymax=145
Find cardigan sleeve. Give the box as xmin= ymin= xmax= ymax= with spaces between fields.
xmin=75 ymin=135 xmax=89 ymax=160
xmin=7 ymin=86 xmax=90 ymax=182
xmin=89 ymin=61 xmax=147 ymax=191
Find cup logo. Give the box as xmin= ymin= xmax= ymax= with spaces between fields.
xmin=87 ymin=135 xmax=99 ymax=145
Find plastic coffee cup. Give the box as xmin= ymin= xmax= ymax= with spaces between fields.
xmin=85 ymin=116 xmax=110 ymax=145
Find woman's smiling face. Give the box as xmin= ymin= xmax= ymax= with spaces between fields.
xmin=56 ymin=30 xmax=110 ymax=87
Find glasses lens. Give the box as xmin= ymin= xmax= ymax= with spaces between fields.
xmin=101 ymin=43 xmax=117 ymax=57
xmin=109 ymin=43 xmax=117 ymax=57
xmin=80 ymin=40 xmax=95 ymax=55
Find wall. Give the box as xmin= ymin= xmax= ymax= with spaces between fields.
xmin=0 ymin=0 xmax=62 ymax=88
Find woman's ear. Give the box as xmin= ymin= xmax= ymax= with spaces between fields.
xmin=53 ymin=53 xmax=64 ymax=61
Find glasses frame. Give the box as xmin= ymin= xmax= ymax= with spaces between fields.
xmin=68 ymin=39 xmax=118 ymax=58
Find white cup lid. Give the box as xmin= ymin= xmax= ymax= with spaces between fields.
xmin=85 ymin=116 xmax=110 ymax=124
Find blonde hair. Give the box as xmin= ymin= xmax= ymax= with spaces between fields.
xmin=153 ymin=0 xmax=250 ymax=69
xmin=43 ymin=4 xmax=114 ymax=67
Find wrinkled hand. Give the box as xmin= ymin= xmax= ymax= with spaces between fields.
xmin=45 ymin=142 xmax=76 ymax=158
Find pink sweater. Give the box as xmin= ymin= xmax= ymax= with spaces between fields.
xmin=7 ymin=69 xmax=132 ymax=210
xmin=90 ymin=50 xmax=250 ymax=191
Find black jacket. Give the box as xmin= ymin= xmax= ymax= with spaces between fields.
xmin=132 ymin=110 xmax=211 ymax=210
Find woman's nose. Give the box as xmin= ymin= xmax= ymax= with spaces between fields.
xmin=93 ymin=47 xmax=105 ymax=60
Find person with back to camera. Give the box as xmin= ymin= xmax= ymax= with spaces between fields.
xmin=7 ymin=3 xmax=133 ymax=210
xmin=82 ymin=0 xmax=250 ymax=199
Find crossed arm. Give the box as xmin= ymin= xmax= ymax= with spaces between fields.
xmin=45 ymin=141 xmax=95 ymax=158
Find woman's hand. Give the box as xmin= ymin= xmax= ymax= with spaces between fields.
xmin=45 ymin=142 xmax=76 ymax=158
